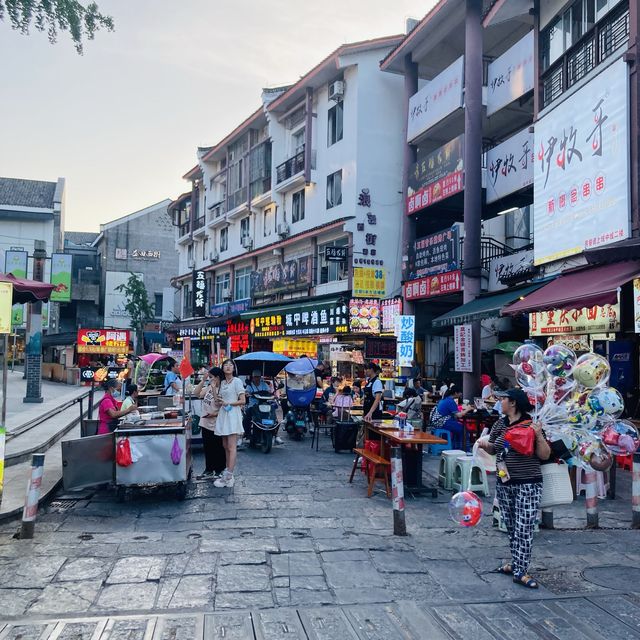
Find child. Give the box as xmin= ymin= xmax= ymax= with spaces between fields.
xmin=333 ymin=385 xmax=354 ymax=421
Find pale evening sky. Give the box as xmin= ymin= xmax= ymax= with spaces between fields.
xmin=0 ymin=0 xmax=434 ymax=232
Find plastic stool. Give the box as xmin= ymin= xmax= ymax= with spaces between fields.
xmin=429 ymin=429 xmax=452 ymax=455
xmin=438 ymin=449 xmax=466 ymax=490
xmin=617 ymin=454 xmax=633 ymax=471
xmin=452 ymin=455 xmax=490 ymax=496
xmin=575 ymin=468 xmax=609 ymax=498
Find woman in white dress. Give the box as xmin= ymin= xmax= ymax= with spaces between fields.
xmin=213 ymin=359 xmax=246 ymax=488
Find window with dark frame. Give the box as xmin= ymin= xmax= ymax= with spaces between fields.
xmin=327 ymin=102 xmax=343 ymax=146
xmin=220 ymin=227 xmax=229 ymax=252
xmin=326 ymin=170 xmax=342 ymax=209
xmin=292 ymin=190 xmax=305 ymax=223
xmin=318 ymin=238 xmax=349 ymax=284
xmin=240 ymin=217 xmax=250 ymax=240
xmin=154 ymin=293 xmax=163 ymax=319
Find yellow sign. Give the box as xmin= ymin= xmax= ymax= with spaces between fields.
xmin=353 ymin=267 xmax=386 ymax=298
xmin=0 ymin=283 xmax=13 ymax=334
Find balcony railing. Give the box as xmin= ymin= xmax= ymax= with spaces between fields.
xmin=276 ymin=146 xmax=305 ymax=184
xmin=209 ymin=200 xmax=227 ymax=220
xmin=228 ymin=187 xmax=248 ymax=211
xmin=250 ymin=177 xmax=272 ymax=200
xmin=193 ymin=215 xmax=206 ymax=231
xmin=178 ymin=221 xmax=190 ymax=237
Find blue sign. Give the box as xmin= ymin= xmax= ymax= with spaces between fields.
xmin=210 ymin=298 xmax=251 ymax=318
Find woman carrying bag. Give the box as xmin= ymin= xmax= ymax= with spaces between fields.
xmin=477 ymin=388 xmax=551 ymax=589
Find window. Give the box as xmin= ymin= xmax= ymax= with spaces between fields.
xmin=235 ymin=266 xmax=252 ymax=301
xmin=264 ymin=208 xmax=274 ymax=237
xmin=154 ymin=293 xmax=163 ymax=319
xmin=202 ymin=237 xmax=208 ymax=261
xmin=327 ymin=102 xmax=343 ymax=146
xmin=220 ymin=227 xmax=229 ymax=252
xmin=240 ymin=217 xmax=250 ymax=240
xmin=292 ymin=128 xmax=305 ymax=155
xmin=318 ymin=238 xmax=348 ymax=284
xmin=326 ymin=170 xmax=342 ymax=209
xmin=292 ymin=190 xmax=305 ymax=223
xmin=215 ymin=273 xmax=231 ymax=304
xmin=183 ymin=285 xmax=191 ymax=317
xmin=187 ymin=243 xmax=194 ymax=265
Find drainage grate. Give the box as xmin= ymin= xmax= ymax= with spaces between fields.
xmin=49 ymin=499 xmax=78 ymax=512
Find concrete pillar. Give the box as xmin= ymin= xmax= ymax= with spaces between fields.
xmin=462 ymin=0 xmax=483 ymax=401
xmin=627 ymin=0 xmax=640 ymax=235
xmin=24 ymin=241 xmax=46 ymax=404
xmin=304 ymin=87 xmax=313 ymax=185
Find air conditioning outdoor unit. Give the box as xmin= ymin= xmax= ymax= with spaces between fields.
xmin=277 ymin=223 xmax=290 ymax=237
xmin=209 ymin=251 xmax=219 ymax=263
xmin=241 ymin=236 xmax=253 ymax=250
xmin=328 ymin=80 xmax=345 ymax=102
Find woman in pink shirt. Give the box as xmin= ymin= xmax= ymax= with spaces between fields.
xmin=98 ymin=379 xmax=136 ymax=434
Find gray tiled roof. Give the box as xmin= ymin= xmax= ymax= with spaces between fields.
xmin=65 ymin=231 xmax=99 ymax=246
xmin=0 ymin=177 xmax=57 ymax=209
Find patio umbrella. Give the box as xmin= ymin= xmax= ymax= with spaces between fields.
xmin=0 ymin=273 xmax=55 ymax=304
xmin=234 ymin=352 xmax=292 ymax=377
xmin=138 ymin=353 xmax=171 ymax=366
xmin=493 ymin=341 xmax=522 ymax=356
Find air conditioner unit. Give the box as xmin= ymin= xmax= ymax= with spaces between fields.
xmin=277 ymin=223 xmax=290 ymax=237
xmin=328 ymin=80 xmax=345 ymax=102
xmin=187 ymin=259 xmax=195 ymax=270
xmin=209 ymin=251 xmax=219 ymax=263
xmin=241 ymin=235 xmax=253 ymax=250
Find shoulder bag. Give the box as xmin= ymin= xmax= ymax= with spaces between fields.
xmin=540 ymin=460 xmax=574 ymax=508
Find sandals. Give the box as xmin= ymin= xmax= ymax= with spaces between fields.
xmin=513 ymin=574 xmax=539 ymax=589
xmin=496 ymin=564 xmax=513 ymax=575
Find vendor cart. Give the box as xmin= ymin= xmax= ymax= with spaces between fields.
xmin=61 ymin=418 xmax=192 ymax=501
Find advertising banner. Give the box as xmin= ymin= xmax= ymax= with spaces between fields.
xmin=530 ymin=303 xmax=620 ymax=335
xmin=381 ymin=298 xmax=403 ymax=334
xmin=365 ymin=337 xmax=397 ymax=359
xmin=348 ymin=299 xmax=381 ymax=334
xmin=77 ymin=329 xmax=130 ymax=354
xmin=454 ymin=324 xmax=473 ymax=372
xmin=227 ymin=320 xmax=250 ymax=352
xmin=407 ymin=56 xmax=464 ymax=142
xmin=284 ymin=300 xmax=349 ymax=336
xmin=634 ymin=279 xmax=640 ymax=333
xmin=486 ymin=128 xmax=534 ymax=204
xmin=5 ymin=250 xmax=27 ymax=326
xmin=249 ymin=313 xmax=285 ymax=339
xmin=353 ymin=267 xmax=386 ymax=298
xmin=533 ymin=58 xmax=630 ymax=265
xmin=192 ymin=270 xmax=207 ymax=318
xmin=488 ymin=249 xmax=536 ymax=291
xmin=251 ymin=257 xmax=311 ymax=295
xmin=395 ymin=315 xmax=416 ymax=367
xmin=487 ymin=31 xmax=534 ymax=116
xmin=50 ymin=253 xmax=72 ymax=302
xmin=0 ymin=282 xmax=12 ymax=334
xmin=210 ymin=298 xmax=251 ymax=319
xmin=407 ymin=135 xmax=464 ymax=214
xmin=404 ymin=270 xmax=462 ymax=301
xmin=406 ymin=227 xmax=459 ymax=280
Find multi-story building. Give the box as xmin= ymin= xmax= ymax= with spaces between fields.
xmin=170 ymin=36 xmax=408 ymax=370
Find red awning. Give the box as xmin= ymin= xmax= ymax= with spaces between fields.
xmin=0 ymin=273 xmax=56 ymax=304
xmin=502 ymin=261 xmax=640 ymax=315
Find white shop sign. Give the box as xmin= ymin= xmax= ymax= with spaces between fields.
xmin=395 ymin=315 xmax=416 ymax=367
xmin=486 ymin=128 xmax=534 ymax=204
xmin=488 ymin=249 xmax=536 ymax=291
xmin=487 ymin=31 xmax=534 ymax=116
xmin=533 ymin=58 xmax=630 ymax=265
xmin=407 ymin=56 xmax=464 ymax=142
xmin=454 ymin=324 xmax=473 ymax=372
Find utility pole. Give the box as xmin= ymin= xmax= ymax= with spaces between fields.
xmin=24 ymin=240 xmax=46 ymax=404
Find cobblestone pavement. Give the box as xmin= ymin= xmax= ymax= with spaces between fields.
xmin=1 ymin=435 xmax=639 ymax=638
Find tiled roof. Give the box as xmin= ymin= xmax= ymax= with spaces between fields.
xmin=65 ymin=231 xmax=99 ymax=246
xmin=0 ymin=177 xmax=57 ymax=209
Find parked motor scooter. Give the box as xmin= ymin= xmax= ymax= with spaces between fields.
xmin=248 ymin=391 xmax=279 ymax=453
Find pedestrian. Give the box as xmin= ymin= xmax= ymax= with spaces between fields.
xmin=121 ymin=384 xmax=140 ymax=421
xmin=332 ymin=385 xmax=354 ymax=421
xmin=315 ymin=361 xmax=327 ymax=388
xmin=477 ymin=389 xmax=551 ymax=589
xmin=412 ymin=377 xmax=430 ymax=400
xmin=410 ymin=359 xmax=421 ymax=379
xmin=193 ymin=367 xmax=226 ymax=480
xmin=352 ymin=379 xmax=363 ymax=401
xmin=363 ymin=362 xmax=384 ymax=422
xmin=97 ymin=378 xmax=136 ymax=434
xmin=163 ymin=360 xmax=182 ymax=396
xmin=481 ymin=374 xmax=495 ymax=400
xmin=243 ymin=369 xmax=274 ymax=441
xmin=213 ymin=358 xmax=246 ymax=488
xmin=321 ymin=376 xmax=341 ymax=416
xmin=396 ymin=387 xmax=423 ymax=427
xmin=430 ymin=388 xmax=471 ymax=448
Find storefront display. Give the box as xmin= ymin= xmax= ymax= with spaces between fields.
xmin=529 ymin=304 xmax=620 ymax=336
xmin=406 ymin=227 xmax=459 ymax=281
xmin=227 ymin=320 xmax=250 ymax=353
xmin=404 ymin=270 xmax=462 ymax=301
xmin=348 ymin=298 xmax=381 ymax=334
xmin=77 ymin=329 xmax=131 ymax=355
xmin=272 ymin=338 xmax=317 ymax=358
xmin=381 ymin=298 xmax=402 ymax=334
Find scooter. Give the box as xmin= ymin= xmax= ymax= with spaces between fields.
xmin=248 ymin=391 xmax=279 ymax=454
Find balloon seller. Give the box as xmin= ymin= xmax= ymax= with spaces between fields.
xmin=477 ymin=388 xmax=551 ymax=589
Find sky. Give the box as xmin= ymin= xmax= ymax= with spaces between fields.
xmin=0 ymin=0 xmax=434 ymax=232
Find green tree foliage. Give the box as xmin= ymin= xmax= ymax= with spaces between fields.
xmin=116 ymin=273 xmax=154 ymax=355
xmin=0 ymin=0 xmax=114 ymax=53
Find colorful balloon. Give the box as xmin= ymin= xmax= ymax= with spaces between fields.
xmin=600 ymin=419 xmax=639 ymax=455
xmin=513 ymin=343 xmax=544 ymax=368
xmin=543 ymin=344 xmax=576 ymax=378
xmin=588 ymin=387 xmax=624 ymax=419
xmin=449 ymin=491 xmax=483 ymax=528
xmin=573 ymin=353 xmax=610 ymax=389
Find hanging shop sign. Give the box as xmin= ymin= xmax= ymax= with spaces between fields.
xmin=395 ymin=315 xmax=416 ymax=367
xmin=329 ymin=343 xmax=364 ymax=364
xmin=50 ymin=253 xmax=72 ymax=303
xmin=529 ymin=303 xmax=620 ymax=336
xmin=348 ymin=299 xmax=381 ymax=334
xmin=353 ymin=267 xmax=386 ymax=298
xmin=77 ymin=329 xmax=130 ymax=354
xmin=272 ymin=338 xmax=317 ymax=358
xmin=454 ymin=324 xmax=473 ymax=372
xmin=634 ymin=279 xmax=640 ymax=333
xmin=488 ymin=249 xmax=537 ymax=291
xmin=284 ymin=300 xmax=349 ymax=336
xmin=407 ymin=55 xmax=464 ymax=142
xmin=210 ymin=298 xmax=251 ymax=319
xmin=192 ymin=270 xmax=207 ymax=318
xmin=486 ymin=128 xmax=534 ymax=204
xmin=0 ymin=282 xmax=12 ymax=334
xmin=325 ymin=246 xmax=348 ymax=262
xmin=249 ymin=313 xmax=285 ymax=339
xmin=533 ymin=58 xmax=630 ymax=265
xmin=5 ymin=250 xmax=27 ymax=326
xmin=407 ymin=135 xmax=464 ymax=214
xmin=176 ymin=324 xmax=225 ymax=342
xmin=365 ymin=336 xmax=397 ymax=360
xmin=251 ymin=257 xmax=311 ymax=295
xmin=381 ymin=298 xmax=403 ymax=334
xmin=403 ymin=270 xmax=462 ymax=301
xmin=486 ymin=31 xmax=534 ymax=116
xmin=406 ymin=227 xmax=459 ymax=280
xmin=227 ymin=320 xmax=250 ymax=352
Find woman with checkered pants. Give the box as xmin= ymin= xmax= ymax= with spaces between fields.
xmin=477 ymin=388 xmax=551 ymax=589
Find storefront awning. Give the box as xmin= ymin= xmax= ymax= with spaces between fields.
xmin=502 ymin=261 xmax=640 ymax=316
xmin=240 ymin=297 xmax=342 ymax=320
xmin=432 ymin=283 xmax=546 ymax=327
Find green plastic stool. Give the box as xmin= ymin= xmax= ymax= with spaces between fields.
xmin=438 ymin=449 xmax=466 ymax=490
xmin=452 ymin=455 xmax=489 ymax=496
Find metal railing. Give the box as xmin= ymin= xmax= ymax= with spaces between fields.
xmin=459 ymin=237 xmax=517 ymax=271
xmin=276 ymin=146 xmax=305 ymax=184
xmin=228 ymin=187 xmax=248 ymax=211
xmin=178 ymin=221 xmax=190 ymax=237
xmin=193 ymin=215 xmax=206 ymax=231
xmin=210 ymin=200 xmax=227 ymax=220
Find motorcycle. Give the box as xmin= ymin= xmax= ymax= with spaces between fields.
xmin=283 ymin=358 xmax=317 ymax=440
xmin=247 ymin=390 xmax=279 ymax=454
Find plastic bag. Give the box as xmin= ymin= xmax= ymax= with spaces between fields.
xmin=505 ymin=425 xmax=535 ymax=456
xmin=116 ymin=438 xmax=133 ymax=467
xmin=361 ymin=439 xmax=380 ymax=474
xmin=171 ymin=435 xmax=183 ymax=465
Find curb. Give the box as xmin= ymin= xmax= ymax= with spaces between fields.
xmin=0 ymin=474 xmax=63 ymax=525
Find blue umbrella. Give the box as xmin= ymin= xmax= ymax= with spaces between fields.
xmin=234 ymin=351 xmax=293 ymax=377
xmin=284 ymin=357 xmax=318 ymax=375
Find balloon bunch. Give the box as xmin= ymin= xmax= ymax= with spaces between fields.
xmin=511 ymin=343 xmax=639 ymax=472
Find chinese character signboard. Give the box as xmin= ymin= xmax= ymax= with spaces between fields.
xmin=634 ymin=279 xmax=640 ymax=333
xmin=529 ymin=304 xmax=620 ymax=335
xmin=250 ymin=314 xmax=285 ymax=338
xmin=177 ymin=323 xmax=225 ymax=342
xmin=0 ymin=282 xmax=12 ymax=334
xmin=406 ymin=227 xmax=459 ymax=280
xmin=252 ymin=257 xmax=311 ymax=295
xmin=488 ymin=249 xmax=536 ymax=291
xmin=131 ymin=249 xmax=161 ymax=259
xmin=284 ymin=301 xmax=348 ymax=336
xmin=407 ymin=135 xmax=464 ymax=214
xmin=50 ymin=253 xmax=72 ymax=302
xmin=192 ymin=270 xmax=207 ymax=318
xmin=365 ymin=337 xmax=397 ymax=359
xmin=381 ymin=297 xmax=403 ymax=334
xmin=407 ymin=56 xmax=464 ymax=142
xmin=325 ymin=246 xmax=348 ymax=262
xmin=533 ymin=59 xmax=630 ymax=265
xmin=486 ymin=128 xmax=534 ymax=204
xmin=395 ymin=315 xmax=415 ymax=367
xmin=4 ymin=250 xmax=27 ymax=326
xmin=77 ymin=329 xmax=130 ymax=354
xmin=210 ymin=298 xmax=251 ymax=319
xmin=404 ymin=270 xmax=462 ymax=301
xmin=487 ymin=31 xmax=534 ymax=116
xmin=349 ymin=299 xmax=381 ymax=334
xmin=454 ymin=324 xmax=473 ymax=372
xmin=227 ymin=320 xmax=250 ymax=352
xmin=353 ymin=267 xmax=386 ymax=298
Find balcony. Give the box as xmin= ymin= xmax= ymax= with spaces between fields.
xmin=275 ymin=147 xmax=306 ymax=193
xmin=250 ymin=177 xmax=272 ymax=207
xmin=207 ymin=201 xmax=228 ymax=229
xmin=226 ymin=187 xmax=250 ymax=220
xmin=177 ymin=220 xmax=191 ymax=244
xmin=193 ymin=215 xmax=206 ymax=237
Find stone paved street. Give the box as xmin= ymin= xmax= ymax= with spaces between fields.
xmin=1 ymin=435 xmax=639 ymax=638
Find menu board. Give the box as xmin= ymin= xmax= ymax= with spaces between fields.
xmin=348 ymin=299 xmax=381 ymax=334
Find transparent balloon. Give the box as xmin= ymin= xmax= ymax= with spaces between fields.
xmin=513 ymin=343 xmax=544 ymax=368
xmin=600 ymin=419 xmax=640 ymax=456
xmin=573 ymin=353 xmax=610 ymax=389
xmin=515 ymin=361 xmax=547 ymax=391
xmin=543 ymin=344 xmax=576 ymax=378
xmin=587 ymin=387 xmax=625 ymax=419
xmin=448 ymin=491 xmax=483 ymax=528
